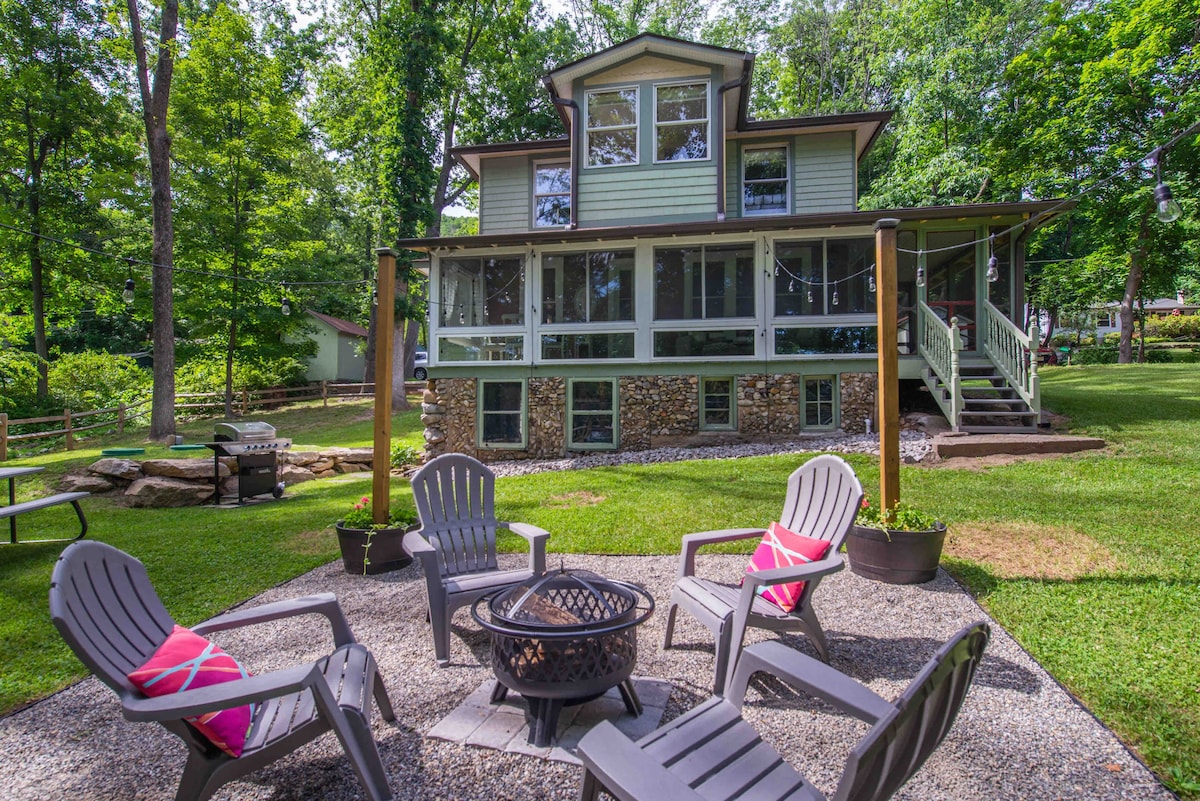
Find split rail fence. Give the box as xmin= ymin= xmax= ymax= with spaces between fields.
xmin=0 ymin=380 xmax=410 ymax=461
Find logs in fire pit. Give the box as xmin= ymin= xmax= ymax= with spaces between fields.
xmin=471 ymin=568 xmax=654 ymax=746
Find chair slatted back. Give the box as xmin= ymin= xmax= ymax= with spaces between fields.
xmin=779 ymin=454 xmax=864 ymax=548
xmin=411 ymin=453 xmax=501 ymax=578
xmin=833 ymin=622 xmax=991 ymax=801
xmin=48 ymin=541 xmax=176 ymax=698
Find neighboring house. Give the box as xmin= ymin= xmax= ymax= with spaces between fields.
xmin=290 ymin=310 xmax=367 ymax=382
xmin=1092 ymin=296 xmax=1199 ymax=337
xmin=397 ymin=33 xmax=1071 ymax=461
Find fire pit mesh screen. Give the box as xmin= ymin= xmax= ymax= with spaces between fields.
xmin=495 ymin=627 xmax=637 ymax=685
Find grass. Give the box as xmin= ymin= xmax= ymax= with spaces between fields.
xmin=1 ymin=369 xmax=1198 ymax=796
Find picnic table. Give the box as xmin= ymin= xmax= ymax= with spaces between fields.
xmin=0 ymin=466 xmax=88 ymax=545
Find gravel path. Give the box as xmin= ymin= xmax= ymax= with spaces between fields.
xmin=0 ymin=551 xmax=1174 ymax=801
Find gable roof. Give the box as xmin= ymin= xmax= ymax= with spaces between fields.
xmin=306 ymin=309 xmax=367 ymax=338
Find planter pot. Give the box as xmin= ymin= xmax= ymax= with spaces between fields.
xmin=845 ymin=522 xmax=948 ymax=584
xmin=334 ymin=522 xmax=414 ymax=575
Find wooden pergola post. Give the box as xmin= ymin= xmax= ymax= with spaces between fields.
xmin=372 ymin=248 xmax=397 ymax=525
xmin=875 ymin=218 xmax=901 ymax=512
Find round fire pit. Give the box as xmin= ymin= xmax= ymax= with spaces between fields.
xmin=471 ymin=568 xmax=654 ymax=746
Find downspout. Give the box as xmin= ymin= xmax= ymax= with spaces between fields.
xmin=715 ymin=73 xmax=749 ymax=222
xmin=551 ymin=97 xmax=580 ymax=230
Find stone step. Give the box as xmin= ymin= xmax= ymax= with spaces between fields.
xmin=933 ymin=432 xmax=1106 ymax=458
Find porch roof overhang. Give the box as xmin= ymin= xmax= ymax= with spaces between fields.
xmin=394 ymin=199 xmax=1076 ymax=253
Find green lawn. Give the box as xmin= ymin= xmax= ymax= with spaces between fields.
xmin=1 ymin=369 xmax=1198 ymax=796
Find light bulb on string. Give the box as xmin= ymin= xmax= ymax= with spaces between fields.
xmin=458 ymin=305 xmax=465 ymax=325
xmin=807 ymin=288 xmax=814 ymax=304
xmin=868 ymin=275 xmax=876 ymax=293
xmin=788 ymin=278 xmax=795 ymax=293
xmin=916 ymin=252 xmax=926 ymax=288
xmin=832 ymin=288 xmax=840 ymax=306
xmin=986 ymin=235 xmax=999 ymax=282
xmin=1153 ymin=149 xmax=1183 ymax=223
xmin=122 ymin=276 xmax=135 ymax=304
xmin=281 ymin=295 xmax=291 ymax=316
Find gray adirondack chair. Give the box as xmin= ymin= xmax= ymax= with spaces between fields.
xmin=662 ymin=454 xmax=864 ymax=693
xmin=579 ymin=621 xmax=991 ymax=801
xmin=405 ymin=452 xmax=549 ymax=666
xmin=48 ymin=541 xmax=396 ymax=801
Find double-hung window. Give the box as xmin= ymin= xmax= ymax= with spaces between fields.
xmin=701 ymin=377 xmax=735 ymax=430
xmin=586 ymin=88 xmax=638 ymax=167
xmin=567 ymin=379 xmax=618 ymax=449
xmin=655 ymin=82 xmax=708 ymax=162
xmin=533 ymin=162 xmax=570 ymax=227
xmin=743 ymin=146 xmax=789 ymax=215
xmin=803 ymin=376 xmax=836 ymax=429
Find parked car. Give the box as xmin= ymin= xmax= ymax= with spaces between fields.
xmin=411 ymin=349 xmax=428 ymax=380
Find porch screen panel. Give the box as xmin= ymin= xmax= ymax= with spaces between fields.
xmin=654 ymin=329 xmax=755 ymax=358
xmin=440 ymin=256 xmax=524 ymax=327
xmin=543 ymin=250 xmax=634 ymax=323
xmin=987 ymin=227 xmax=1012 ymax=317
xmin=897 ymin=230 xmax=918 ymax=355
xmin=774 ymin=326 xmax=876 ymax=355
xmin=774 ymin=241 xmax=824 ymax=316
xmin=926 ymin=230 xmax=977 ymax=349
xmin=654 ymin=244 xmax=754 ymax=320
xmin=826 ymin=237 xmax=875 ymax=314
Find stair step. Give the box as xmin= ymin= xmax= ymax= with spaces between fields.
xmin=960 ymin=424 xmax=1040 ymax=433
xmin=963 ymin=398 xmax=1027 ymax=407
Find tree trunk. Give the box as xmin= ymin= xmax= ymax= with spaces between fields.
xmin=28 ymin=151 xmax=49 ymax=399
xmin=1118 ymin=213 xmax=1150 ymax=364
xmin=224 ymin=277 xmax=238 ymax=418
xmin=128 ymin=0 xmax=179 ymax=440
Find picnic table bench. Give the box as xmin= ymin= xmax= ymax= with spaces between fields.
xmin=1 ymin=466 xmax=88 ymax=545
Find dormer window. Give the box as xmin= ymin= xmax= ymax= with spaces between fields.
xmin=655 ymin=82 xmax=709 ymax=162
xmin=743 ymin=145 xmax=789 ymax=215
xmin=586 ymin=87 xmax=638 ymax=167
xmin=534 ymin=162 xmax=571 ymax=227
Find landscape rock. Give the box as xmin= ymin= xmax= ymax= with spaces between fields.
xmin=341 ymin=448 xmax=374 ymax=464
xmin=282 ymin=451 xmax=321 ymax=466
xmin=124 ymin=476 xmax=214 ymax=507
xmin=140 ymin=458 xmax=227 ymax=480
xmin=88 ymin=458 xmax=143 ymax=480
xmin=280 ymin=464 xmax=317 ymax=484
xmin=60 ymin=473 xmax=118 ymax=493
xmin=336 ymin=462 xmax=369 ymax=473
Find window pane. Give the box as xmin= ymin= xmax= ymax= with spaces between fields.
xmin=804 ymin=378 xmax=834 ymax=428
xmin=654 ymin=329 xmax=756 ymax=358
xmin=535 ymin=196 xmax=570 ymax=227
xmin=540 ymin=333 xmax=634 ymax=359
xmin=482 ymin=381 xmax=521 ymax=411
xmin=438 ymin=335 xmax=524 ymax=361
xmin=588 ymin=250 xmax=635 ymax=321
xmin=572 ymin=380 xmax=613 ymax=410
xmin=744 ymin=148 xmax=786 ymax=181
xmin=543 ymin=253 xmax=588 ymax=323
xmin=588 ymin=129 xmax=638 ymax=166
xmin=656 ymin=83 xmax=706 ymax=121
xmin=535 ymin=165 xmax=570 ymax=193
xmin=653 ymin=247 xmax=701 ymax=320
xmin=569 ymin=380 xmax=616 ymax=447
xmin=483 ymin=257 xmax=524 ymax=325
xmin=481 ymin=381 xmax=522 ymax=445
xmin=702 ymin=378 xmax=733 ymax=428
xmin=826 ymin=237 xmax=874 ymax=314
xmin=703 ymin=245 xmax=755 ymax=318
xmin=774 ymin=326 xmax=876 ymax=355
xmin=656 ymin=123 xmax=707 ymax=161
xmin=587 ymin=89 xmax=637 ymax=128
xmin=744 ymin=181 xmax=788 ymax=214
xmin=774 ymin=241 xmax=823 ymax=316
xmin=440 ymin=257 xmax=523 ymax=326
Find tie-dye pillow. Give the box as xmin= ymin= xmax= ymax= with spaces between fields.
xmin=745 ymin=521 xmax=832 ymax=612
xmin=127 ymin=625 xmax=255 ymax=757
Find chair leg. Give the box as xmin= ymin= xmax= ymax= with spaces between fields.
xmin=712 ymin=616 xmax=734 ymax=696
xmin=578 ymin=767 xmax=603 ymax=801
xmin=173 ymin=752 xmax=222 ymax=801
xmin=431 ymin=605 xmax=452 ymax=667
xmin=340 ymin=706 xmax=394 ymax=801
xmin=373 ymin=671 xmax=396 ymax=723
xmin=661 ymin=601 xmax=678 ymax=650
xmin=799 ymin=603 xmax=829 ymax=662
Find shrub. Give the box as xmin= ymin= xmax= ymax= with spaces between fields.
xmin=390 ymin=442 xmax=421 ymax=470
xmin=1073 ymin=347 xmax=1174 ymax=364
xmin=1152 ymin=314 xmax=1200 ymax=340
xmin=48 ymin=352 xmax=151 ymax=411
xmin=176 ymin=357 xmax=309 ymax=394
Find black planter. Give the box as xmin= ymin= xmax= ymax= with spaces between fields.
xmin=845 ymin=522 xmax=948 ymax=584
xmin=334 ymin=523 xmax=413 ymax=575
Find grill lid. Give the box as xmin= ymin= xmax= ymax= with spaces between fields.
xmin=214 ymin=421 xmax=276 ymax=442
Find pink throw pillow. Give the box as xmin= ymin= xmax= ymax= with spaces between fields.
xmin=745 ymin=521 xmax=832 ymax=612
xmin=127 ymin=625 xmax=254 ymax=757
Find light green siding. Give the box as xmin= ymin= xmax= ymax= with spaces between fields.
xmin=794 ymin=132 xmax=856 ymax=212
xmin=480 ymin=156 xmax=531 ymax=234
xmin=725 ymin=147 xmax=739 ymax=217
xmin=578 ymin=164 xmax=717 ymax=226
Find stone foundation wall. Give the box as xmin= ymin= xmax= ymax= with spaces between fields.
xmin=423 ymin=370 xmax=878 ymax=460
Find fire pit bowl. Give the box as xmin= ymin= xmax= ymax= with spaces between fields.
xmin=471 ymin=568 xmax=654 ymax=746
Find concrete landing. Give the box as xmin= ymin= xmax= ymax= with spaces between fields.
xmin=932 ymin=432 xmax=1106 ymax=459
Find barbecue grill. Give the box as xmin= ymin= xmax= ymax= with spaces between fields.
xmin=204 ymin=421 xmax=290 ymax=505
xmin=472 ymin=568 xmax=654 ymax=746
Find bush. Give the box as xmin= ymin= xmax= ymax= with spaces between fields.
xmin=48 ymin=352 xmax=151 ymax=411
xmin=390 ymin=442 xmax=421 ymax=470
xmin=1151 ymin=314 xmax=1200 ymax=340
xmin=176 ymin=357 xmax=309 ymax=395
xmin=1073 ymin=347 xmax=1175 ymax=364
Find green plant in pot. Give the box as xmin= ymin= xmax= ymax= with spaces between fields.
xmin=844 ymin=497 xmax=948 ymax=584
xmin=335 ymin=496 xmax=417 ymax=575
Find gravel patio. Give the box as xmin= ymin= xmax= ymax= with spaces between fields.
xmin=0 ymin=549 xmax=1176 ymax=801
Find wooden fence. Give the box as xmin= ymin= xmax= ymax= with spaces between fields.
xmin=0 ymin=380 xmax=402 ymax=461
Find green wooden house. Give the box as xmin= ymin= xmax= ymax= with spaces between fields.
xmin=397 ymin=33 xmax=1068 ymax=461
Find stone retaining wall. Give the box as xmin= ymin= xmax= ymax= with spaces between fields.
xmin=61 ymin=447 xmax=376 ymax=507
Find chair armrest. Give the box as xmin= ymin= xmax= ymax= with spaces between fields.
xmin=725 ymin=641 xmax=893 ymax=724
xmin=121 ymin=663 xmax=320 ymax=722
xmin=677 ymin=527 xmax=766 ymax=578
xmin=741 ymin=555 xmax=845 ymax=589
xmin=192 ymin=592 xmax=356 ymax=648
xmin=503 ymin=521 xmax=550 ymax=575
xmin=577 ymin=721 xmax=705 ymax=801
xmin=402 ymin=529 xmax=435 ymax=556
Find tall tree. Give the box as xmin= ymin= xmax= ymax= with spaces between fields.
xmin=124 ymin=0 xmax=180 ymax=437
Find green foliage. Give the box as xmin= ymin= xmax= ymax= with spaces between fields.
xmin=1074 ymin=347 xmax=1174 ymax=364
xmin=339 ymin=494 xmax=415 ymax=530
xmin=855 ymin=497 xmax=942 ymax=531
xmin=1148 ymin=314 xmax=1200 ymax=340
xmin=174 ymin=356 xmax=308 ymax=394
xmin=46 ymin=351 xmax=151 ymax=411
xmin=389 ymin=442 xmax=420 ymax=470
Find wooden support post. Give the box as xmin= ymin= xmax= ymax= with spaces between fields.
xmin=373 ymin=248 xmax=397 ymax=526
xmin=875 ymin=219 xmax=901 ymax=513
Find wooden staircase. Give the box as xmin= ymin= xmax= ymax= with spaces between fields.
xmin=923 ymin=359 xmax=1039 ymax=433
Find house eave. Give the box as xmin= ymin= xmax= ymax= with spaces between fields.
xmin=396 ymin=200 xmax=1075 ymax=252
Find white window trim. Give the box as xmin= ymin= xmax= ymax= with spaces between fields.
xmin=566 ymin=378 xmax=619 ymax=450
xmin=700 ymin=376 xmax=737 ymax=430
xmin=742 ymin=143 xmax=791 ymax=216
xmin=653 ymin=80 xmax=711 ymax=165
xmin=585 ymin=86 xmax=639 ymax=169
xmin=532 ymin=160 xmax=571 ymax=228
xmin=477 ymin=378 xmax=528 ymax=449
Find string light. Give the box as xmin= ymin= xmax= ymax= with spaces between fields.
xmin=1153 ymin=149 xmax=1183 ymax=223
xmin=788 ymin=278 xmax=795 ymax=293
xmin=916 ymin=252 xmax=926 ymax=288
xmin=281 ymin=288 xmax=292 ymax=316
xmin=868 ymin=275 xmax=876 ymax=293
xmin=122 ymin=271 xmax=135 ymax=304
xmin=807 ymin=288 xmax=814 ymax=303
xmin=831 ymin=289 xmax=840 ymax=306
xmin=986 ymin=234 xmax=999 ymax=283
